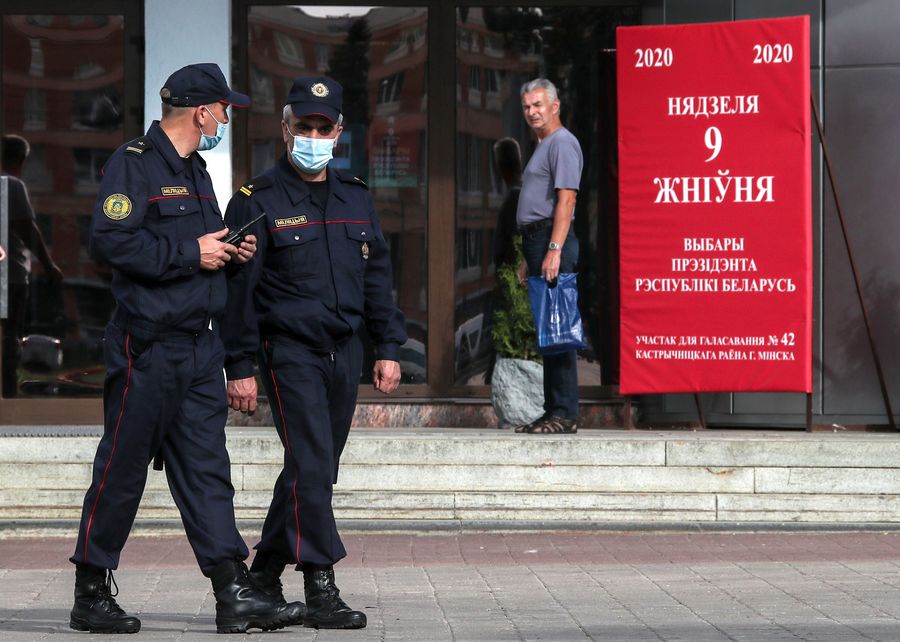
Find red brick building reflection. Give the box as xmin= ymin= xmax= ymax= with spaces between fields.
xmin=2 ymin=14 xmax=123 ymax=347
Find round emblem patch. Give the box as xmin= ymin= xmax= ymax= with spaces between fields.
xmin=310 ymin=82 xmax=329 ymax=98
xmin=103 ymin=193 xmax=133 ymax=220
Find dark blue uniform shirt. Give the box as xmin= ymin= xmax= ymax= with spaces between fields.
xmin=219 ymin=155 xmax=407 ymax=380
xmin=91 ymin=121 xmax=226 ymax=334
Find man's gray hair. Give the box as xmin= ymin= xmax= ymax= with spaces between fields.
xmin=282 ymin=104 xmax=343 ymax=127
xmin=520 ymin=78 xmax=559 ymax=103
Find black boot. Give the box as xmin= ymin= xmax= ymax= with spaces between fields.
xmin=248 ymin=551 xmax=305 ymax=625
xmin=210 ymin=559 xmax=303 ymax=634
xmin=303 ymin=566 xmax=367 ymax=629
xmin=70 ymin=564 xmax=141 ymax=634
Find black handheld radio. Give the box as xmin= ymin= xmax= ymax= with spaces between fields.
xmin=223 ymin=212 xmax=266 ymax=246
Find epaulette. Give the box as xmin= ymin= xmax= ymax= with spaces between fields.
xmin=336 ymin=169 xmax=368 ymax=190
xmin=238 ymin=174 xmax=274 ymax=197
xmin=124 ymin=136 xmax=152 ymax=156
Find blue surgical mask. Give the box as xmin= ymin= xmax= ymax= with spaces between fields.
xmin=198 ymin=107 xmax=226 ymax=151
xmin=290 ymin=135 xmax=334 ymax=173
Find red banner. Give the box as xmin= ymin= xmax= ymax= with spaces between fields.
xmin=617 ymin=17 xmax=812 ymax=394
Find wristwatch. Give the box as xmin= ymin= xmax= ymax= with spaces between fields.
xmin=548 ymin=241 xmax=561 ymax=251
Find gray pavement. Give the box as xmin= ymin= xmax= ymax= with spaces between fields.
xmin=2 ymin=532 xmax=900 ymax=640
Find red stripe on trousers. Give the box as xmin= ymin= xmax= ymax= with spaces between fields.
xmin=83 ymin=334 xmax=134 ymax=562
xmin=266 ymin=340 xmax=302 ymax=562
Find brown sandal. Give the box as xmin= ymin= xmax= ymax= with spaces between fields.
xmin=514 ymin=415 xmax=546 ymax=433
xmin=516 ymin=416 xmax=577 ymax=434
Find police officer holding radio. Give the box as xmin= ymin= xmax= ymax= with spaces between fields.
xmin=69 ymin=63 xmax=302 ymax=634
xmin=218 ymin=76 xmax=407 ymax=630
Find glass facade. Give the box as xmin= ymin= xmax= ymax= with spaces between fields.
xmin=4 ymin=0 xmax=890 ymax=427
xmin=453 ymin=7 xmax=639 ymax=386
xmin=1 ymin=2 xmax=634 ymax=409
xmin=1 ymin=14 xmax=126 ymax=398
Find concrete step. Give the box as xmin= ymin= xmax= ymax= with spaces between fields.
xmin=2 ymin=428 xmax=900 ymax=526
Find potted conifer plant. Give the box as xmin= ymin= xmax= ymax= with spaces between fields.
xmin=490 ymin=237 xmax=544 ymax=428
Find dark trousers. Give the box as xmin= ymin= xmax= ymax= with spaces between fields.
xmin=256 ymin=335 xmax=362 ymax=567
xmin=521 ymin=223 xmax=580 ymax=420
xmin=70 ymin=324 xmax=248 ymax=575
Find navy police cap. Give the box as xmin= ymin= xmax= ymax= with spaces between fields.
xmin=287 ymin=76 xmax=343 ymax=122
xmin=160 ymin=63 xmax=250 ymax=108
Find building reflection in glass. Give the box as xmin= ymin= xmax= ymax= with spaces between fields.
xmin=2 ymin=14 xmax=123 ymax=397
xmin=453 ymin=7 xmax=638 ymax=386
xmin=248 ymin=6 xmax=428 ymax=384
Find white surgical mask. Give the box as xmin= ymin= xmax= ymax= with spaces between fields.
xmin=198 ymin=107 xmax=226 ymax=151
xmin=290 ymin=135 xmax=334 ymax=173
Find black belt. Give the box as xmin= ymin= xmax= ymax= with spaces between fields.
xmin=112 ymin=308 xmax=210 ymax=341
xmin=518 ymin=218 xmax=554 ymax=235
xmin=262 ymin=331 xmax=353 ymax=356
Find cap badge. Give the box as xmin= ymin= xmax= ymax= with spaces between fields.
xmin=311 ymin=82 xmax=329 ymax=98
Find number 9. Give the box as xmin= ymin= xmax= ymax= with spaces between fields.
xmin=704 ymin=126 xmax=722 ymax=162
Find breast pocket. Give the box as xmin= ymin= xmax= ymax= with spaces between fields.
xmin=344 ymin=222 xmax=375 ymax=275
xmin=270 ymin=225 xmax=322 ymax=279
xmin=156 ymin=198 xmax=202 ymax=238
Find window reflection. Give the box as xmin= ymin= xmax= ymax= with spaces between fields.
xmin=247 ymin=6 xmax=428 ymax=384
xmin=454 ymin=7 xmax=639 ymax=386
xmin=73 ymin=148 xmax=111 ymax=194
xmin=2 ymin=14 xmax=125 ymax=398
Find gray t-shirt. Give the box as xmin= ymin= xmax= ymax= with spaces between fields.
xmin=516 ymin=127 xmax=583 ymax=226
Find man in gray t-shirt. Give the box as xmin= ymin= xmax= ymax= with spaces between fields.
xmin=516 ymin=122 xmax=583 ymax=228
xmin=513 ymin=78 xmax=583 ymax=434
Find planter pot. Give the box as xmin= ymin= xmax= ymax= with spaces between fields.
xmin=491 ymin=357 xmax=544 ymax=428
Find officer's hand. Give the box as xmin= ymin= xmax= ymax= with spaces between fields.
xmin=373 ymin=360 xmax=401 ymax=394
xmin=0 ymin=245 xmax=6 ymax=262
xmin=231 ymin=234 xmax=257 ymax=265
xmin=198 ymin=228 xmax=233 ymax=270
xmin=541 ymin=250 xmax=561 ymax=283
xmin=227 ymin=377 xmax=258 ymax=415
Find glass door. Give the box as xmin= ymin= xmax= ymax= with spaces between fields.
xmin=0 ymin=1 xmax=143 ymax=420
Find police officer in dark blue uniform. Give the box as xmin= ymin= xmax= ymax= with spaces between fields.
xmin=69 ymin=63 xmax=302 ymax=635
xmin=218 ymin=76 xmax=407 ymax=630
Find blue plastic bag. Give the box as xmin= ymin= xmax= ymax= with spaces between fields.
xmin=527 ymin=273 xmax=588 ymax=355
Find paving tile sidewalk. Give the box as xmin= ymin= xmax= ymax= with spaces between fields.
xmin=2 ymin=532 xmax=900 ymax=641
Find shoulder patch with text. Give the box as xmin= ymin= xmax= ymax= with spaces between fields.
xmin=103 ymin=194 xmax=133 ymax=220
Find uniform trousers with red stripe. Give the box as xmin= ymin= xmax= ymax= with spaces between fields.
xmin=255 ymin=335 xmax=362 ymax=567
xmin=70 ymin=323 xmax=249 ymax=575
